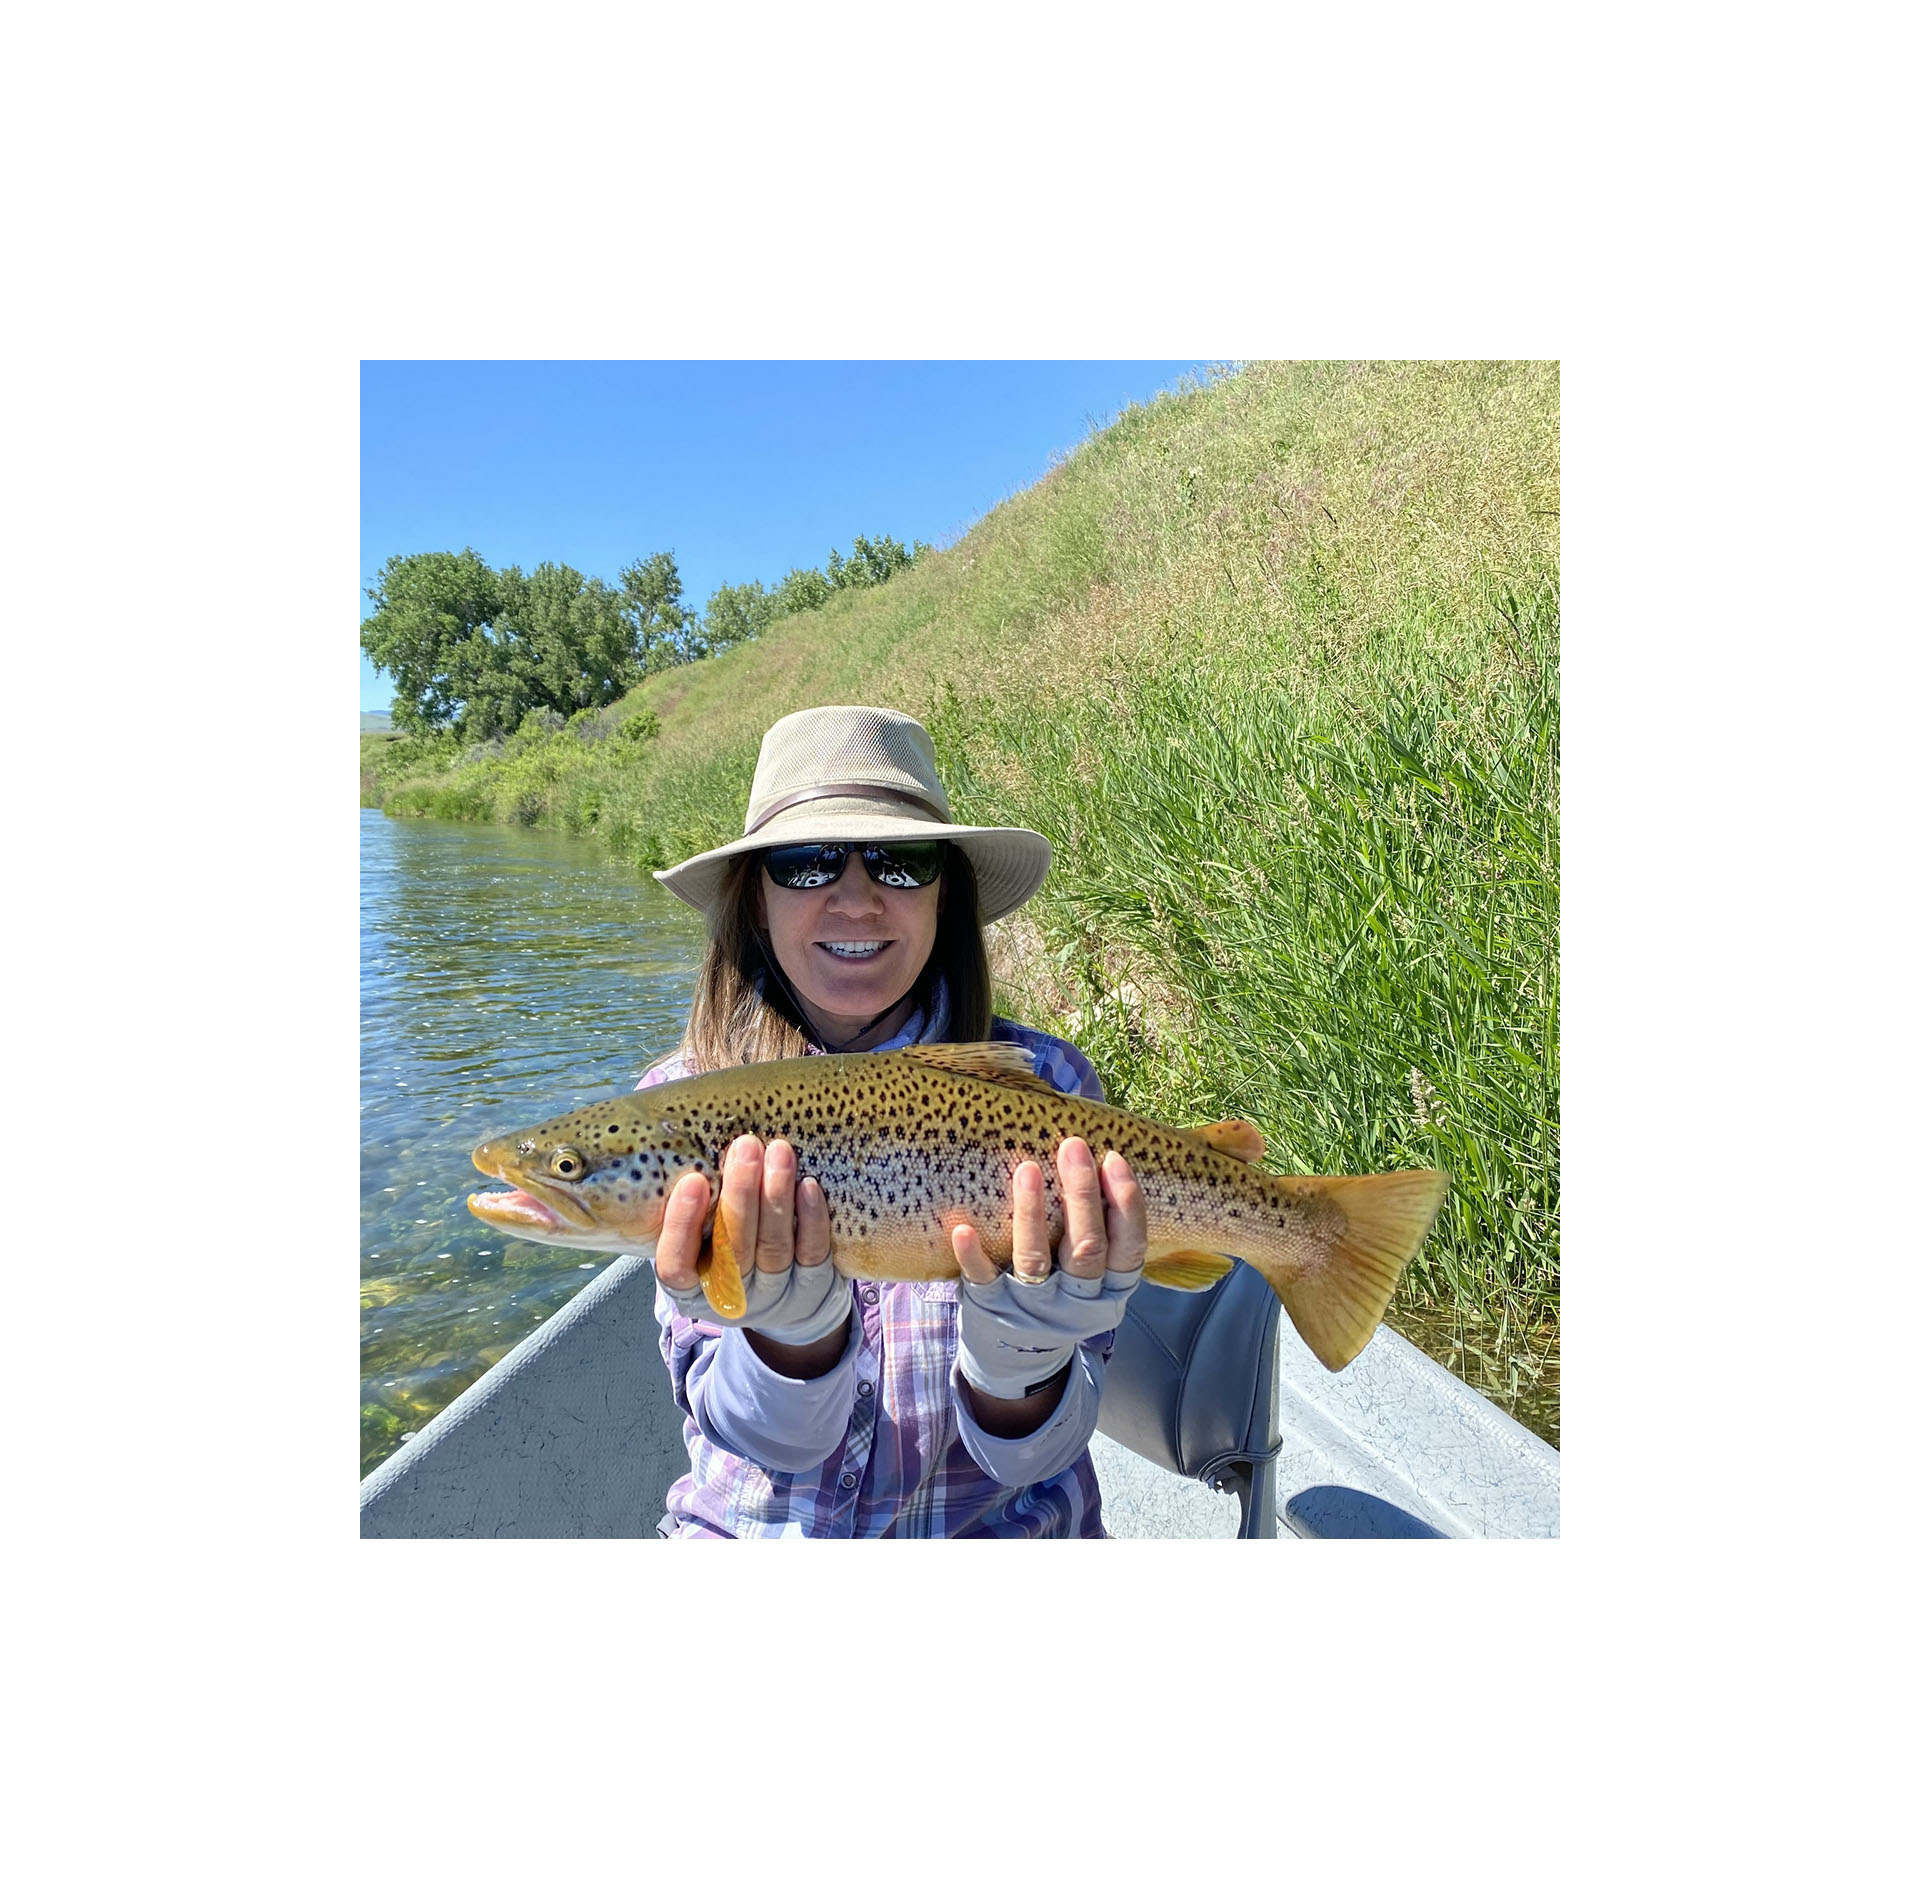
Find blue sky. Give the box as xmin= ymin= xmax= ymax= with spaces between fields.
xmin=359 ymin=361 xmax=1208 ymax=710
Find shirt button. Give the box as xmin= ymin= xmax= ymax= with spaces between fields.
xmin=840 ymin=1471 xmax=859 ymax=1488
xmin=857 ymin=1379 xmax=873 ymax=1397
xmin=860 ymin=1287 xmax=879 ymax=1306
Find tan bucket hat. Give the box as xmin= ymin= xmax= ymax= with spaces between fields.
xmin=653 ymin=705 xmax=1052 ymax=923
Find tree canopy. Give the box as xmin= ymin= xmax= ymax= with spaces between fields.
xmin=826 ymin=533 xmax=923 ymax=589
xmin=701 ymin=578 xmax=777 ymax=655
xmin=363 ymin=532 xmax=926 ymax=735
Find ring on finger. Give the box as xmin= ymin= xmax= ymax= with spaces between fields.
xmin=1010 ymin=1265 xmax=1051 ymax=1286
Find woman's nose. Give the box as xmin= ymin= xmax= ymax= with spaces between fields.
xmin=825 ymin=855 xmax=885 ymax=910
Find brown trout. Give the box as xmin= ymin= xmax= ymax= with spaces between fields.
xmin=467 ymin=1042 xmax=1446 ymax=1372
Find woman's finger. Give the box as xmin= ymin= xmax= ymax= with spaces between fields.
xmin=1055 ymin=1137 xmax=1107 ymax=1280
xmin=1099 ymin=1149 xmax=1148 ymax=1276
xmin=1008 ymin=1158 xmax=1051 ymax=1281
xmin=655 ymin=1171 xmax=710 ymax=1293
xmin=717 ymin=1134 xmax=763 ymax=1272
xmin=756 ymin=1139 xmax=798 ymax=1273
xmin=795 ymin=1176 xmax=833 ymax=1269
xmin=949 ymin=1221 xmax=999 ymax=1285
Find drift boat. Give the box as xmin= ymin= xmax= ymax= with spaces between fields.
xmin=358 ymin=1253 xmax=1558 ymax=1539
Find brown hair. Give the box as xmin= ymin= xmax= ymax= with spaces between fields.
xmin=675 ymin=847 xmax=994 ymax=1074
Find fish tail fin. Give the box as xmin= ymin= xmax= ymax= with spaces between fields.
xmin=1249 ymin=1171 xmax=1448 ymax=1373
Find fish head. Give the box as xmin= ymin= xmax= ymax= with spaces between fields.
xmin=466 ymin=1092 xmax=714 ymax=1254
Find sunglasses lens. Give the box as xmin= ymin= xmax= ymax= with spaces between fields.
xmin=866 ymin=840 xmax=945 ymax=887
xmin=763 ymin=844 xmax=846 ymax=888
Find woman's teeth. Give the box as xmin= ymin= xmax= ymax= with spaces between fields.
xmin=822 ymin=941 xmax=887 ymax=960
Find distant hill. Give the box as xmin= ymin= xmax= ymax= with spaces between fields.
xmin=361 ymin=711 xmax=393 ymax=734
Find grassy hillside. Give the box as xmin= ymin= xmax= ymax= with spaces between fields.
xmin=362 ymin=361 xmax=1560 ymax=1435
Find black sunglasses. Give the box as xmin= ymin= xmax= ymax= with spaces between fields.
xmin=760 ymin=839 xmax=947 ymax=891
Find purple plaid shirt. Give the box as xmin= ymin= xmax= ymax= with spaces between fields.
xmin=639 ymin=991 xmax=1114 ymax=1538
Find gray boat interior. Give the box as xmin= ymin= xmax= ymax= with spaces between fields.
xmin=359 ymin=1254 xmax=1559 ymax=1539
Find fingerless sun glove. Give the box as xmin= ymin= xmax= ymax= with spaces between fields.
xmin=658 ymin=1257 xmax=854 ymax=1347
xmin=955 ymin=1259 xmax=1145 ymax=1400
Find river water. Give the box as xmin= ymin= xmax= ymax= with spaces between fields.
xmin=359 ymin=810 xmax=708 ymax=1476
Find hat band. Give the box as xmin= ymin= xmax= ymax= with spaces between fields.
xmin=745 ymin=782 xmax=949 ymax=836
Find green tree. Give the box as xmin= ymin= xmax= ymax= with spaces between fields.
xmin=620 ymin=551 xmax=697 ymax=671
xmin=772 ymin=565 xmax=831 ymax=617
xmin=702 ymin=578 xmax=776 ymax=654
xmin=480 ymin=563 xmax=640 ymax=737
xmin=359 ymin=549 xmax=506 ymax=736
xmin=825 ymin=533 xmax=917 ymax=590
xmin=361 ymin=548 xmax=660 ymax=739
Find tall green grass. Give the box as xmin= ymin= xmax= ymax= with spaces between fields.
xmin=932 ymin=578 xmax=1557 ymax=1328
xmin=362 ymin=360 xmax=1560 ymax=1429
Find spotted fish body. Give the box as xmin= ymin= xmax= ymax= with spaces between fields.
xmin=468 ymin=1043 xmax=1447 ymax=1372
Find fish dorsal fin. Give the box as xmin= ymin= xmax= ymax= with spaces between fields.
xmin=898 ymin=1042 xmax=1060 ymax=1092
xmin=1185 ymin=1119 xmax=1266 ymax=1163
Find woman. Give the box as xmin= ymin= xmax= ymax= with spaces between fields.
xmin=640 ymin=704 xmax=1148 ymax=1538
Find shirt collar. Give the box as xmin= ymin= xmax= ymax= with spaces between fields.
xmin=862 ymin=973 xmax=951 ymax=1050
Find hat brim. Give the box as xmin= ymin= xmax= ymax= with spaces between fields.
xmin=653 ymin=798 xmax=1052 ymax=925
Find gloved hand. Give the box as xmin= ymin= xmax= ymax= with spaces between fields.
xmin=660 ymin=1256 xmax=852 ymax=1345
xmin=956 ymin=1259 xmax=1144 ymax=1397
xmin=652 ymin=1137 xmax=852 ymax=1346
xmin=952 ymin=1138 xmax=1149 ymax=1401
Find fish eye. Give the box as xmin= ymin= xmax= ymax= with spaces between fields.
xmin=550 ymin=1146 xmax=584 ymax=1178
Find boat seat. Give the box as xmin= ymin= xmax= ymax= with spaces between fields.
xmin=1095 ymin=1261 xmax=1285 ymax=1538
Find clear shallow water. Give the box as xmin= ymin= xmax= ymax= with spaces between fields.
xmin=359 ymin=811 xmax=707 ymax=1476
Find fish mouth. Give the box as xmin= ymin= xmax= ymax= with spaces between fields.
xmin=466 ymin=1186 xmax=576 ymax=1234
xmin=467 ymin=1143 xmax=595 ymax=1234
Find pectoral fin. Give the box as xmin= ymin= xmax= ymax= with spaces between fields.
xmin=1142 ymin=1248 xmax=1239 ymax=1291
xmin=699 ymin=1206 xmax=749 ymax=1319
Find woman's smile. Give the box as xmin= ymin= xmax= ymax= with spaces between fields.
xmin=817 ymin=937 xmax=891 ymax=962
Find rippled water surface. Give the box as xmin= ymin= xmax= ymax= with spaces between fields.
xmin=360 ymin=811 xmax=707 ymax=1476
